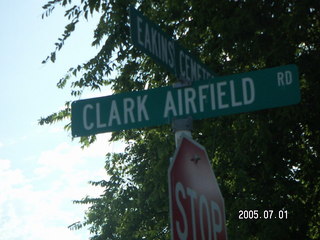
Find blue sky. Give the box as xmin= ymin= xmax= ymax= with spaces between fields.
xmin=0 ymin=1 xmax=123 ymax=239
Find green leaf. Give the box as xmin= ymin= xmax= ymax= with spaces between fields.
xmin=50 ymin=52 xmax=56 ymax=63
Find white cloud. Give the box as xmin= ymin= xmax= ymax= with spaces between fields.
xmin=0 ymin=159 xmax=35 ymax=240
xmin=0 ymin=159 xmax=29 ymax=204
xmin=0 ymin=133 xmax=126 ymax=240
xmin=0 ymin=158 xmax=10 ymax=170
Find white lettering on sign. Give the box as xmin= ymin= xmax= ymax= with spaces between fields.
xmin=152 ymin=28 xmax=158 ymax=56
xmin=198 ymin=85 xmax=209 ymax=112
xmin=144 ymin=22 xmax=151 ymax=51
xmin=136 ymin=15 xmax=175 ymax=69
xmin=83 ymin=104 xmax=94 ymax=130
xmin=185 ymin=88 xmax=197 ymax=114
xmin=137 ymin=95 xmax=149 ymax=121
xmin=164 ymin=91 xmax=177 ymax=118
xmin=242 ymin=77 xmax=255 ymax=105
xmin=82 ymin=95 xmax=150 ymax=130
xmin=137 ymin=16 xmax=144 ymax=46
xmin=177 ymin=89 xmax=184 ymax=115
xmin=179 ymin=50 xmax=212 ymax=82
xmin=123 ymin=98 xmax=135 ymax=124
xmin=163 ymin=78 xmax=256 ymax=118
xmin=210 ymin=84 xmax=216 ymax=110
xmin=96 ymin=103 xmax=107 ymax=128
xmin=175 ymin=181 xmax=222 ymax=240
xmin=217 ymin=81 xmax=229 ymax=109
xmin=108 ymin=100 xmax=121 ymax=126
xmin=187 ymin=187 xmax=198 ymax=240
xmin=230 ymin=80 xmax=242 ymax=107
xmin=135 ymin=12 xmax=214 ymax=82
xmin=200 ymin=194 xmax=211 ymax=240
xmin=176 ymin=182 xmax=188 ymax=240
xmin=277 ymin=71 xmax=293 ymax=86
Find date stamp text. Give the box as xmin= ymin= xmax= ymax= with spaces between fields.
xmin=238 ymin=210 xmax=288 ymax=220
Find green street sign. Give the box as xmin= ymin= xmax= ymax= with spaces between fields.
xmin=71 ymin=65 xmax=300 ymax=137
xmin=129 ymin=6 xmax=217 ymax=83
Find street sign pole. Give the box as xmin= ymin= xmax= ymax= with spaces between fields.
xmin=172 ymin=117 xmax=193 ymax=147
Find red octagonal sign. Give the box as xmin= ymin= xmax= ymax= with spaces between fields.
xmin=168 ymin=136 xmax=227 ymax=240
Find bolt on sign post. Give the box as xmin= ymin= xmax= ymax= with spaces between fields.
xmin=129 ymin=6 xmax=217 ymax=84
xmin=71 ymin=64 xmax=300 ymax=137
xmin=168 ymin=136 xmax=227 ymax=240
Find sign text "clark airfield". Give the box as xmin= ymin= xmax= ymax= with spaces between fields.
xmin=71 ymin=65 xmax=300 ymax=137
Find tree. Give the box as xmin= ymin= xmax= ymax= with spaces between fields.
xmin=40 ymin=0 xmax=320 ymax=239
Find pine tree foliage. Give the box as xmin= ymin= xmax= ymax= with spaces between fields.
xmin=40 ymin=0 xmax=320 ymax=239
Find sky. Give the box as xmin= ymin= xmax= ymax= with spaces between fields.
xmin=0 ymin=1 xmax=124 ymax=239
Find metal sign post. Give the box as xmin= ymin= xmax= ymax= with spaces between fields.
xmin=172 ymin=117 xmax=193 ymax=147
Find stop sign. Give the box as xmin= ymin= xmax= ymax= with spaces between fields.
xmin=168 ymin=136 xmax=227 ymax=240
